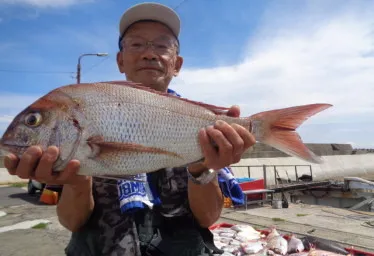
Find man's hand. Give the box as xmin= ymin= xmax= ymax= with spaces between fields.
xmin=198 ymin=105 xmax=255 ymax=171
xmin=4 ymin=145 xmax=89 ymax=186
xmin=187 ymin=105 xmax=255 ymax=227
xmin=4 ymin=145 xmax=95 ymax=232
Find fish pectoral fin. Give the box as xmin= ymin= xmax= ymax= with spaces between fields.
xmin=87 ymin=135 xmax=182 ymax=159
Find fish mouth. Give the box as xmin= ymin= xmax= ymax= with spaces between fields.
xmin=0 ymin=138 xmax=29 ymax=149
xmin=0 ymin=138 xmax=29 ymax=156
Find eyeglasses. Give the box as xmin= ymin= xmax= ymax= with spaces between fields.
xmin=120 ymin=36 xmax=178 ymax=56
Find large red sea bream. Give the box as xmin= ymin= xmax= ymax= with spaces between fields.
xmin=0 ymin=81 xmax=332 ymax=177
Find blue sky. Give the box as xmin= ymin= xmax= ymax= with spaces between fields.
xmin=0 ymin=0 xmax=373 ymax=149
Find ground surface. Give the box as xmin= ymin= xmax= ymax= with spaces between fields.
xmin=1 ymin=184 xmax=374 ymax=255
xmin=0 ymin=185 xmax=70 ymax=256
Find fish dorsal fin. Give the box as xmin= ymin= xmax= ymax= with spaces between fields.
xmin=98 ymin=80 xmax=230 ymax=115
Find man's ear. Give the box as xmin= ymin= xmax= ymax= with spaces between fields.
xmin=173 ymin=55 xmax=184 ymax=76
xmin=116 ymin=52 xmax=125 ymax=73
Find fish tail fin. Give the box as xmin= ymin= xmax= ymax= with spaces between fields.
xmin=249 ymin=103 xmax=332 ymax=164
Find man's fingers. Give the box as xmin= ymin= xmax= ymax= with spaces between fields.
xmin=231 ymin=123 xmax=256 ymax=149
xmin=199 ymin=128 xmax=218 ymax=167
xmin=226 ymin=105 xmax=240 ymax=117
xmin=2 ymin=146 xmax=86 ymax=186
xmin=33 ymin=146 xmax=59 ymax=181
xmin=54 ymin=160 xmax=81 ymax=184
xmin=205 ymin=125 xmax=233 ymax=160
xmin=16 ymin=146 xmax=42 ymax=179
xmin=4 ymin=154 xmax=19 ymax=175
xmin=214 ymin=120 xmax=244 ymax=156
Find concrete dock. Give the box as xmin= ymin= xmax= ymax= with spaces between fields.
xmin=218 ymin=203 xmax=374 ymax=253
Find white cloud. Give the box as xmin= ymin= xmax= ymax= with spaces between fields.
xmin=0 ymin=0 xmax=93 ymax=8
xmin=171 ymin=2 xmax=374 ymax=128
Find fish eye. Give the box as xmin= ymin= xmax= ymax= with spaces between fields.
xmin=25 ymin=112 xmax=42 ymax=127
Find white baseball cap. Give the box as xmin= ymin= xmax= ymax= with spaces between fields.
xmin=118 ymin=2 xmax=181 ymax=40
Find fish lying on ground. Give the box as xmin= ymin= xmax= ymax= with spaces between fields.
xmin=266 ymin=227 xmax=288 ymax=255
xmin=301 ymin=237 xmax=349 ymax=255
xmin=307 ymin=248 xmax=349 ymax=256
xmin=266 ymin=226 xmax=281 ymax=241
xmin=288 ymin=234 xmax=305 ymax=253
xmin=0 ymin=81 xmax=332 ymax=178
xmin=210 ymin=224 xmax=356 ymax=256
xmin=288 ymin=252 xmax=309 ymax=256
xmin=212 ymin=224 xmax=269 ymax=255
xmin=235 ymin=224 xmax=264 ymax=241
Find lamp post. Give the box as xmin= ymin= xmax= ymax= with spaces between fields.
xmin=76 ymin=53 xmax=108 ymax=83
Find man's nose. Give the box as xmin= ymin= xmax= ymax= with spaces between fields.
xmin=140 ymin=45 xmax=158 ymax=60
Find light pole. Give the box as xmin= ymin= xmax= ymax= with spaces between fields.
xmin=76 ymin=53 xmax=108 ymax=83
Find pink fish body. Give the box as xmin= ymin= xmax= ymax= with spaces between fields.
xmin=266 ymin=227 xmax=288 ymax=255
xmin=0 ymin=81 xmax=332 ymax=177
xmin=289 ymin=252 xmax=309 ymax=256
xmin=288 ymin=234 xmax=305 ymax=253
xmin=308 ymin=249 xmax=348 ymax=256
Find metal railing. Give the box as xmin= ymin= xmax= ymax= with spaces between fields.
xmin=231 ymin=164 xmax=313 ymax=188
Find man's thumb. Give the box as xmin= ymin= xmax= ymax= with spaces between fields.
xmin=226 ymin=105 xmax=240 ymax=117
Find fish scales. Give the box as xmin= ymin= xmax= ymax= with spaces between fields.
xmin=56 ymin=82 xmax=247 ymax=175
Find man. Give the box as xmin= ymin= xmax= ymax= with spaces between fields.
xmin=4 ymin=2 xmax=255 ymax=255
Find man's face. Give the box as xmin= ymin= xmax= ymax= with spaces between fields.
xmin=116 ymin=21 xmax=183 ymax=92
